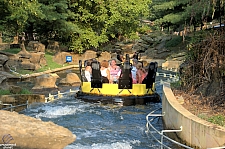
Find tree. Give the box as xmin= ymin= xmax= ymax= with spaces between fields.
xmin=149 ymin=0 xmax=189 ymax=31
xmin=150 ymin=0 xmax=225 ymax=32
xmin=0 ymin=0 xmax=43 ymax=40
xmin=0 ymin=0 xmax=153 ymax=53
xmin=66 ymin=0 xmax=152 ymax=53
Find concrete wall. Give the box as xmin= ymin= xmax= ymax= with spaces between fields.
xmin=162 ymin=82 xmax=225 ymax=148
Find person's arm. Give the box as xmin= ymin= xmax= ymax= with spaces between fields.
xmin=117 ymin=67 xmax=121 ymax=78
xmin=106 ymin=69 xmax=110 ymax=81
xmin=136 ymin=71 xmax=141 ymax=84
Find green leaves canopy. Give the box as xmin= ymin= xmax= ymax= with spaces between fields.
xmin=0 ymin=0 xmax=152 ymax=53
xmin=150 ymin=0 xmax=225 ymax=31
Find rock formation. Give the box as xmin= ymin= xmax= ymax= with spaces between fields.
xmin=32 ymin=73 xmax=59 ymax=90
xmin=53 ymin=50 xmax=111 ymax=65
xmin=59 ymin=73 xmax=81 ymax=86
xmin=0 ymin=110 xmax=76 ymax=149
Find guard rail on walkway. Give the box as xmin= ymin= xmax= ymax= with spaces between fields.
xmin=0 ymin=100 xmax=29 ymax=112
xmin=145 ymin=108 xmax=193 ymax=149
xmin=46 ymin=88 xmax=79 ymax=102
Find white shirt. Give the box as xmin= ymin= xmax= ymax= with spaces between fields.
xmin=131 ymin=66 xmax=137 ymax=80
xmin=85 ymin=70 xmax=91 ymax=82
xmin=101 ymin=68 xmax=108 ymax=77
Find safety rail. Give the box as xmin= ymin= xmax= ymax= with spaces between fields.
xmin=46 ymin=88 xmax=79 ymax=102
xmin=145 ymin=108 xmax=194 ymax=149
xmin=1 ymin=100 xmax=29 ymax=112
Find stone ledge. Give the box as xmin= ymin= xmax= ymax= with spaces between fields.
xmin=162 ymin=82 xmax=225 ymax=148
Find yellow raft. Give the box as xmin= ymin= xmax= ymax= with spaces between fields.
xmin=80 ymin=82 xmax=156 ymax=96
xmin=76 ymin=58 xmax=160 ymax=105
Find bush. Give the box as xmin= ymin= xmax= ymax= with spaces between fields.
xmin=208 ymin=115 xmax=225 ymax=127
xmin=165 ymin=36 xmax=183 ymax=48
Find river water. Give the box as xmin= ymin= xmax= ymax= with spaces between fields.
xmin=20 ymin=69 xmax=179 ymax=149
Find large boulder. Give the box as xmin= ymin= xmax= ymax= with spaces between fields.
xmin=0 ymin=54 xmax=9 ymax=71
xmin=53 ymin=52 xmax=73 ymax=65
xmin=97 ymin=51 xmax=111 ymax=62
xmin=29 ymin=52 xmax=47 ymax=69
xmin=53 ymin=50 xmax=98 ymax=65
xmin=27 ymin=41 xmax=45 ymax=52
xmin=59 ymin=73 xmax=81 ymax=86
xmin=0 ymin=71 xmax=20 ymax=90
xmin=9 ymin=85 xmax=22 ymax=94
xmin=47 ymin=40 xmax=60 ymax=52
xmin=19 ymin=58 xmax=35 ymax=70
xmin=0 ymin=54 xmax=8 ymax=65
xmin=32 ymin=73 xmax=59 ymax=90
xmin=0 ymin=110 xmax=76 ymax=149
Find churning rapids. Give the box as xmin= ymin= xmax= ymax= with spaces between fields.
xmin=20 ymin=69 xmax=177 ymax=149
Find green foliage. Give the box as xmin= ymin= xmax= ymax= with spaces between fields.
xmin=2 ymin=48 xmax=21 ymax=54
xmin=0 ymin=88 xmax=31 ymax=95
xmin=165 ymin=36 xmax=182 ymax=48
xmin=20 ymin=88 xmax=31 ymax=94
xmin=208 ymin=115 xmax=225 ymax=127
xmin=36 ymin=53 xmax=63 ymax=72
xmin=170 ymin=80 xmax=181 ymax=89
xmin=0 ymin=89 xmax=11 ymax=95
xmin=185 ymin=30 xmax=213 ymax=60
xmin=137 ymin=25 xmax=152 ymax=34
xmin=198 ymin=114 xmax=225 ymax=127
xmin=1 ymin=0 xmax=153 ymax=53
xmin=150 ymin=0 xmax=225 ymax=32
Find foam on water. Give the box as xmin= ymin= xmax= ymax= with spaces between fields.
xmin=65 ymin=140 xmax=137 ymax=149
xmin=25 ymin=101 xmax=92 ymax=119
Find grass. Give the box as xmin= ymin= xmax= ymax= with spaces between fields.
xmin=0 ymin=88 xmax=32 ymax=95
xmin=198 ymin=114 xmax=225 ymax=127
xmin=0 ymin=89 xmax=11 ymax=95
xmin=35 ymin=52 xmax=63 ymax=72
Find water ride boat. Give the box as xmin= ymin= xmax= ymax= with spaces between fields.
xmin=76 ymin=56 xmax=160 ymax=105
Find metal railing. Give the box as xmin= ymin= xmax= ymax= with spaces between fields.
xmin=145 ymin=108 xmax=193 ymax=149
xmin=45 ymin=88 xmax=79 ymax=102
xmin=154 ymin=71 xmax=225 ymax=149
xmin=1 ymin=100 xmax=29 ymax=112
xmin=0 ymin=88 xmax=79 ymax=112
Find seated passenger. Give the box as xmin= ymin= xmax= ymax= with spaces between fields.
xmin=109 ymin=59 xmax=121 ymax=83
xmin=100 ymin=60 xmax=110 ymax=83
xmin=136 ymin=63 xmax=147 ymax=84
xmin=131 ymin=59 xmax=138 ymax=84
xmin=84 ymin=61 xmax=92 ymax=82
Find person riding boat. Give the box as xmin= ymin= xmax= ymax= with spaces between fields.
xmin=131 ymin=59 xmax=138 ymax=84
xmin=100 ymin=60 xmax=110 ymax=83
xmin=109 ymin=59 xmax=121 ymax=84
xmin=136 ymin=62 xmax=147 ymax=84
xmin=84 ymin=60 xmax=92 ymax=82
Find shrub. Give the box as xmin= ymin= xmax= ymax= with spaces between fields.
xmin=165 ymin=36 xmax=183 ymax=48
